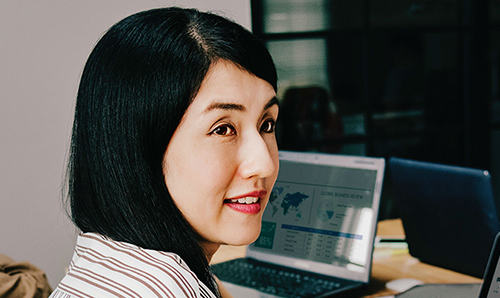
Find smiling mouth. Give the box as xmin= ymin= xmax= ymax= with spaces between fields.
xmin=225 ymin=197 xmax=260 ymax=204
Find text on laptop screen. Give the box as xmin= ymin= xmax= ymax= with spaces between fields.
xmin=251 ymin=160 xmax=377 ymax=272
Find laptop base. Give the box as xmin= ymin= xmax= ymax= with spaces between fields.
xmin=212 ymin=258 xmax=364 ymax=298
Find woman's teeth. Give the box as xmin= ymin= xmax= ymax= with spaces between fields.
xmin=229 ymin=197 xmax=259 ymax=204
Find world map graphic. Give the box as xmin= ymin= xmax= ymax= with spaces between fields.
xmin=269 ymin=186 xmax=310 ymax=218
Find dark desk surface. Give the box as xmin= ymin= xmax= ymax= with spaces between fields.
xmin=211 ymin=219 xmax=482 ymax=297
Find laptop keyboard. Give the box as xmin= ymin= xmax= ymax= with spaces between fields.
xmin=211 ymin=258 xmax=351 ymax=298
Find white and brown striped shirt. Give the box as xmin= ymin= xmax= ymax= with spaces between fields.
xmin=49 ymin=233 xmax=217 ymax=298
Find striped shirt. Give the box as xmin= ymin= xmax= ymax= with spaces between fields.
xmin=49 ymin=233 xmax=217 ymax=298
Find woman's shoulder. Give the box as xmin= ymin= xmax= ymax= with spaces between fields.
xmin=50 ymin=233 xmax=216 ymax=298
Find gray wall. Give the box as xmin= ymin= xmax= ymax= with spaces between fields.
xmin=0 ymin=0 xmax=251 ymax=288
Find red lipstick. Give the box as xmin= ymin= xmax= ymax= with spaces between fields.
xmin=225 ymin=190 xmax=267 ymax=214
xmin=229 ymin=190 xmax=268 ymax=200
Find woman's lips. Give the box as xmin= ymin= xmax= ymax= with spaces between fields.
xmin=227 ymin=190 xmax=268 ymax=201
xmin=225 ymin=200 xmax=262 ymax=214
xmin=224 ymin=190 xmax=267 ymax=214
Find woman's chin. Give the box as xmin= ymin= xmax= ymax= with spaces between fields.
xmin=232 ymin=236 xmax=259 ymax=247
xmin=225 ymin=227 xmax=262 ymax=246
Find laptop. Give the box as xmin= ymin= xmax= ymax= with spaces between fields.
xmin=389 ymin=157 xmax=500 ymax=278
xmin=395 ymin=230 xmax=500 ymax=298
xmin=479 ymin=231 xmax=500 ymax=298
xmin=211 ymin=151 xmax=385 ymax=297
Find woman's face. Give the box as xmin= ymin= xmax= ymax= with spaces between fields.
xmin=163 ymin=60 xmax=279 ymax=255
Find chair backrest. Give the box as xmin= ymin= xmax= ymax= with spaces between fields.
xmin=278 ymin=86 xmax=343 ymax=153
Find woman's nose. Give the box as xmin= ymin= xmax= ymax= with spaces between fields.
xmin=238 ymin=132 xmax=278 ymax=180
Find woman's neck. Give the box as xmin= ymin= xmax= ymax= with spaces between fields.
xmin=199 ymin=241 xmax=221 ymax=263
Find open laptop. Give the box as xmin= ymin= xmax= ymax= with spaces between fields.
xmin=211 ymin=151 xmax=385 ymax=297
xmin=389 ymin=157 xmax=500 ymax=278
xmin=395 ymin=230 xmax=500 ymax=298
xmin=479 ymin=231 xmax=500 ymax=298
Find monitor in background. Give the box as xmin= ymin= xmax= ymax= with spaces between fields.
xmin=389 ymin=157 xmax=500 ymax=278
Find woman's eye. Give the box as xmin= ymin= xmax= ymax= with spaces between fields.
xmin=211 ymin=124 xmax=236 ymax=136
xmin=261 ymin=119 xmax=276 ymax=133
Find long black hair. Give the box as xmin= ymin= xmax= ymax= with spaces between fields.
xmin=67 ymin=7 xmax=276 ymax=296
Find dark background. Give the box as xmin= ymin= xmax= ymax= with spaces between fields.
xmin=251 ymin=0 xmax=500 ymax=219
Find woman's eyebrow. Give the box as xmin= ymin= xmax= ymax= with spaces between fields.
xmin=203 ymin=96 xmax=278 ymax=113
xmin=204 ymin=102 xmax=245 ymax=113
xmin=264 ymin=96 xmax=279 ymax=110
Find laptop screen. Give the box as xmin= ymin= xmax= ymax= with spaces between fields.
xmin=248 ymin=151 xmax=384 ymax=281
xmin=478 ymin=232 xmax=500 ymax=298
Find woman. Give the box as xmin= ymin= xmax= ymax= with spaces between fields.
xmin=51 ymin=7 xmax=279 ymax=298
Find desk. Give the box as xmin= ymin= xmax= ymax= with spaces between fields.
xmin=211 ymin=218 xmax=482 ymax=297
